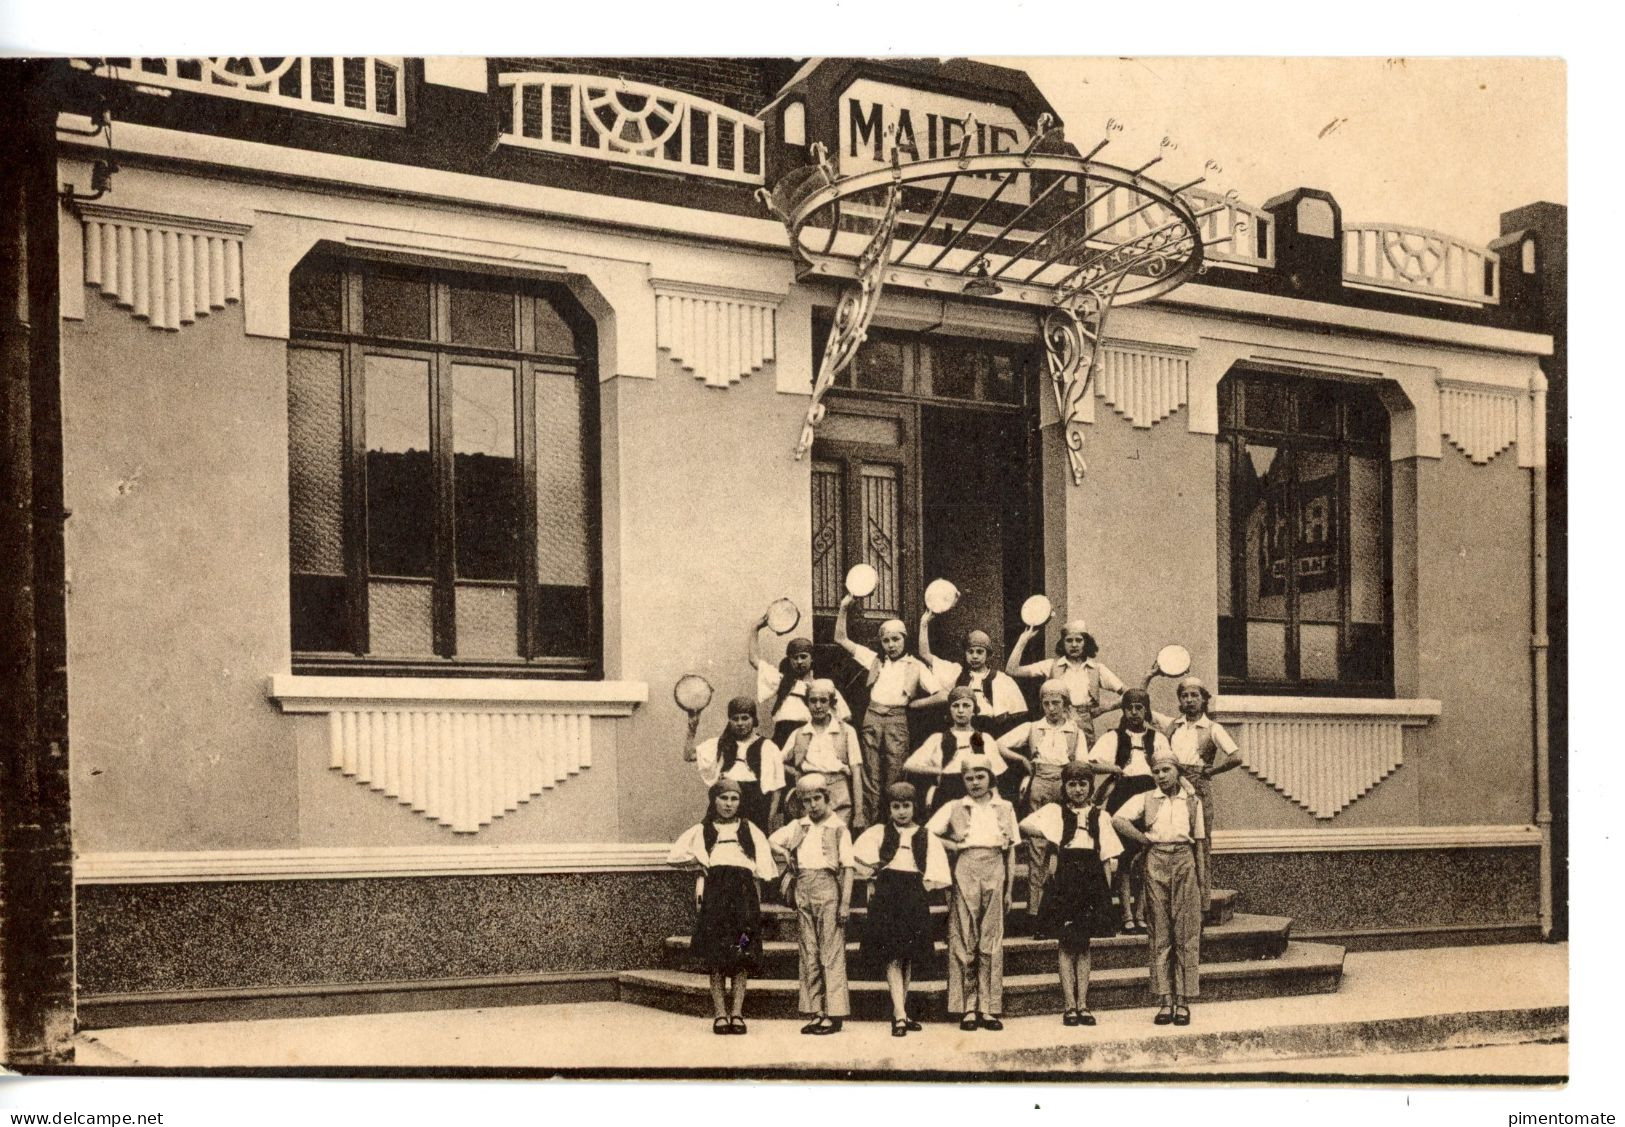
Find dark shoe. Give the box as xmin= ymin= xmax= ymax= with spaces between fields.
xmin=1062 ymin=1009 xmax=1080 ymax=1026
xmin=892 ymin=1018 xmax=908 ymax=1038
xmin=979 ymin=1015 xmax=1004 ymax=1031
xmin=1173 ymin=1006 xmax=1191 ymax=1027
xmin=810 ymin=1017 xmax=843 ymax=1035
xmin=729 ymin=1016 xmax=747 ymax=1035
xmin=905 ymin=1018 xmax=923 ymax=1032
xmin=959 ymin=1013 xmax=979 ymax=1031
xmin=713 ymin=1017 xmax=731 ymax=1035
xmin=1154 ymin=1006 xmax=1174 ymax=1025
xmin=1078 ymin=1009 xmax=1097 ymax=1026
xmin=800 ymin=1018 xmax=823 ymax=1035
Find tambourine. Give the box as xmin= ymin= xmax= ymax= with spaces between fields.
xmin=673 ymin=674 xmax=715 ymax=715
xmin=845 ymin=563 xmax=880 ymax=599
xmin=923 ymin=578 xmax=961 ymax=614
xmin=1020 ymin=594 xmax=1054 ymax=627
xmin=1150 ymin=644 xmax=1193 ymax=679
xmin=765 ymin=598 xmax=801 ymax=635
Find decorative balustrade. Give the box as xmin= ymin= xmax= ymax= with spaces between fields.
xmin=1343 ymin=222 xmax=1499 ymax=305
xmin=498 ymin=73 xmax=765 ymax=185
xmin=1081 ymin=184 xmax=1274 ymax=269
xmin=100 ymin=57 xmax=405 ymax=125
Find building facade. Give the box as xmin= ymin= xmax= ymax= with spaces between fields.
xmin=14 ymin=56 xmax=1562 ymax=1032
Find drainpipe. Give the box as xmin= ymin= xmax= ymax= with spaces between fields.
xmin=1530 ymin=370 xmax=1552 ymax=940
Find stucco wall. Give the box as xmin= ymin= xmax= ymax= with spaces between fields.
xmin=63 ymin=297 xmax=298 ymax=852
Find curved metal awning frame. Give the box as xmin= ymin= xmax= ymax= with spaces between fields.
xmin=759 ymin=123 xmax=1230 ymax=483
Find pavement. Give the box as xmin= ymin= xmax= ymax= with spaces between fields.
xmin=71 ymin=943 xmax=1567 ymax=1079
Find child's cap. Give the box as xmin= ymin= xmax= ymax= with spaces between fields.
xmin=726 ymin=695 xmax=756 ymax=717
xmin=1060 ymin=760 xmax=1094 ymax=787
xmin=1038 ymin=678 xmax=1073 ymax=703
xmin=1150 ymin=748 xmax=1181 ymax=768
xmin=946 ymin=685 xmax=978 ymax=706
xmin=786 ymin=637 xmax=815 ymax=657
xmin=1120 ymin=687 xmax=1152 ymax=710
xmin=1177 ymin=675 xmax=1208 ymax=695
xmin=807 ymin=678 xmax=837 ymax=698
xmin=795 ymin=772 xmax=830 ymax=796
xmin=959 ymin=752 xmax=995 ymax=776
xmin=1061 ymin=618 xmax=1088 ymax=637
xmin=964 ymin=629 xmax=993 ymax=650
xmin=879 ymin=618 xmax=907 ymax=638
xmin=885 ymin=781 xmax=918 ymax=804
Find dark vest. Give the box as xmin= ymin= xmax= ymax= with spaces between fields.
xmin=878 ymin=822 xmax=931 ymax=871
xmin=1060 ymin=803 xmax=1102 ymax=850
xmin=718 ymin=734 xmax=766 ymax=781
xmin=701 ymin=818 xmax=758 ymax=860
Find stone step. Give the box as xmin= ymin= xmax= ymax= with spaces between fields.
xmin=619 ymin=940 xmax=1345 ymax=1020
xmin=663 ymin=912 xmax=1291 ymax=979
xmin=755 ymin=887 xmax=1236 ymax=942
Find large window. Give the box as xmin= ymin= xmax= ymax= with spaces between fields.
xmin=1217 ymin=373 xmax=1391 ymax=696
xmin=287 ymin=257 xmax=599 ymax=675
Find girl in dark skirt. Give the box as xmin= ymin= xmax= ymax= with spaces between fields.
xmin=1020 ymin=761 xmax=1125 ymax=1026
xmin=668 ymin=778 xmax=778 ymax=1034
xmin=1086 ymin=688 xmax=1172 ymax=933
xmin=853 ymin=781 xmax=951 ymax=1036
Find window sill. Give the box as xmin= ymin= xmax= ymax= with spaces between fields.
xmin=1212 ymin=695 xmax=1441 ymax=723
xmin=266 ymin=674 xmax=648 ymax=716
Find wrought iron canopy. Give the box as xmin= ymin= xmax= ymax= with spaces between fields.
xmin=759 ymin=127 xmax=1226 ymax=479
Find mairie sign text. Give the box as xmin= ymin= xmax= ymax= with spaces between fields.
xmin=837 ymin=79 xmax=1033 ymax=202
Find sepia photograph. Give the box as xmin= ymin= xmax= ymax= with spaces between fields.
xmin=0 ymin=32 xmax=1577 ymax=1106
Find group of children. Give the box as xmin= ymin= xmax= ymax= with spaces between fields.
xmin=670 ymin=600 xmax=1242 ymax=1035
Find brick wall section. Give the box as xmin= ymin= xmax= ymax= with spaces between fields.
xmin=496 ymin=57 xmax=798 ymax=113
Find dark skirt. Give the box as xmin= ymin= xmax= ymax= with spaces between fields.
xmin=692 ymin=864 xmax=762 ymax=974
xmin=862 ymin=867 xmax=936 ymax=968
xmin=1035 ymin=848 xmax=1118 ymax=952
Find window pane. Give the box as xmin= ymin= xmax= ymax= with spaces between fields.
xmin=288 ymin=347 xmax=344 ymax=574
xmin=365 ymin=355 xmax=433 ymax=578
xmin=1246 ymin=620 xmax=1287 ymax=681
xmin=1296 ymin=450 xmax=1340 ymax=622
xmin=452 ymin=363 xmax=519 ymax=581
xmin=450 ymin=285 xmax=515 ymax=350
xmin=1243 ymin=381 xmax=1288 ymax=430
xmin=1240 ymin=443 xmax=1286 ymax=619
xmin=536 ymin=584 xmax=591 ymax=658
xmin=859 ymin=464 xmax=901 ymax=614
xmin=986 ymin=354 xmax=1021 ymax=404
xmin=291 ymin=573 xmax=349 ymax=652
xmin=290 ymin=261 xmax=341 ymax=332
xmin=1349 ymin=455 xmax=1385 ymax=623
xmin=535 ymin=369 xmax=590 ymax=587
xmin=1216 ymin=441 xmax=1231 ymax=616
xmin=362 ymin=274 xmax=431 ymax=340
xmin=1299 ymin=622 xmax=1340 ymax=681
xmin=535 ymin=295 xmax=579 ymax=355
xmin=850 ymin=339 xmax=905 ymax=393
xmin=1346 ymin=389 xmax=1388 ymax=443
xmin=932 ymin=348 xmax=981 ymax=400
xmin=812 ymin=461 xmax=843 ymax=614
xmin=456 ymin=583 xmax=519 ymax=659
xmin=1297 ymin=381 xmax=1339 ymax=437
xmin=368 ymin=580 xmax=434 ymax=655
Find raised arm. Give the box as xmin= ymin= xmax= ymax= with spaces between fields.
xmin=833 ymin=593 xmax=863 ymax=660
xmin=681 ymin=711 xmax=702 ymax=762
xmin=917 ymin=608 xmax=936 ymax=665
xmin=1006 ymin=625 xmax=1052 ymax=678
xmin=746 ymin=611 xmax=770 ymax=671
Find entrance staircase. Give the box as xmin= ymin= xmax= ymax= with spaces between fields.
xmin=619 ymin=867 xmax=1345 ymax=1019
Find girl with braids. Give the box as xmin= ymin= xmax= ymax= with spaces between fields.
xmin=667 ymin=778 xmax=778 ymax=1034
xmin=903 ymin=687 xmax=1029 ymax=813
xmin=1085 ymin=688 xmax=1176 ymax=933
xmin=853 ymin=781 xmax=950 ymax=1037
xmin=1020 ymin=762 xmax=1124 ymax=1025
xmin=749 ymin=621 xmax=851 ymax=750
xmin=684 ymin=696 xmax=786 ymax=833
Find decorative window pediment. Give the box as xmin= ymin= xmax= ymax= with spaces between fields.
xmin=79 ymin=205 xmax=248 ymax=331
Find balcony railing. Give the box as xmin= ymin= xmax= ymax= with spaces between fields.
xmin=1080 ymin=184 xmax=1275 ymax=270
xmin=1343 ymin=221 xmax=1499 ymax=305
xmin=101 ymin=57 xmax=405 ymax=126
xmin=497 ymin=73 xmax=765 ymax=186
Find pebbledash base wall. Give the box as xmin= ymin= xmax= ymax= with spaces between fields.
xmin=55 ymin=65 xmax=1550 ymax=1025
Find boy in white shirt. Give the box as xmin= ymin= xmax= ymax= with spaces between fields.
xmin=835 ymin=594 xmax=943 ymax=828
xmin=997 ymin=679 xmax=1084 ymax=915
xmin=781 ymin=679 xmax=864 ymax=828
xmin=926 ymin=754 xmax=1019 ymax=1031
xmin=1112 ymin=749 xmax=1207 ymax=1028
xmin=769 ymin=774 xmax=856 ymax=1035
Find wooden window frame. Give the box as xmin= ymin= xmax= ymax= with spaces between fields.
xmin=288 ymin=258 xmax=602 ymax=679
xmin=1217 ymin=371 xmax=1394 ymax=698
